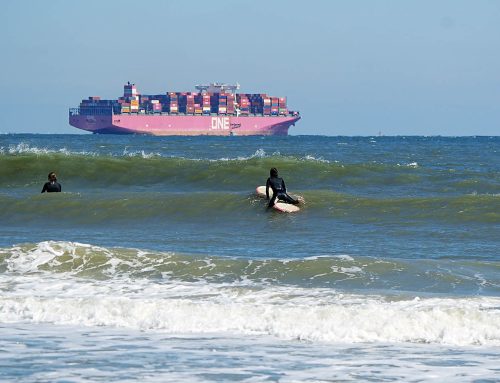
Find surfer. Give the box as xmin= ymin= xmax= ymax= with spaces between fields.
xmin=266 ymin=167 xmax=299 ymax=208
xmin=41 ymin=172 xmax=61 ymax=193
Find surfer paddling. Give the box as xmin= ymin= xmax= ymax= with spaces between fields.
xmin=266 ymin=168 xmax=300 ymax=208
xmin=41 ymin=172 xmax=61 ymax=193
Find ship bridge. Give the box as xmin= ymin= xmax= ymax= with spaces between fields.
xmin=195 ymin=82 xmax=240 ymax=94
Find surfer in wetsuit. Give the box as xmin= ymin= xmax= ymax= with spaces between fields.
xmin=266 ymin=167 xmax=299 ymax=208
xmin=41 ymin=172 xmax=61 ymax=193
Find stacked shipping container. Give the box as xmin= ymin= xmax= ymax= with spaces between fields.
xmin=178 ymin=93 xmax=195 ymax=114
xmin=78 ymin=84 xmax=290 ymax=117
xmin=202 ymin=94 xmax=211 ymax=115
xmin=169 ymin=92 xmax=178 ymax=114
xmin=151 ymin=99 xmax=162 ymax=113
xmin=218 ymin=94 xmax=228 ymax=114
xmin=263 ymin=96 xmax=271 ymax=115
xmin=227 ymin=93 xmax=235 ymax=115
xmin=237 ymin=94 xmax=250 ymax=115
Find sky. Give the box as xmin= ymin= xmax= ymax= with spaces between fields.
xmin=0 ymin=0 xmax=499 ymax=136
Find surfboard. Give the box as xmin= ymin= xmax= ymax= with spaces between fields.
xmin=255 ymin=185 xmax=270 ymax=198
xmin=255 ymin=185 xmax=301 ymax=213
xmin=273 ymin=201 xmax=301 ymax=213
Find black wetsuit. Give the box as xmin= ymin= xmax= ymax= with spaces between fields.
xmin=266 ymin=176 xmax=299 ymax=207
xmin=41 ymin=181 xmax=61 ymax=193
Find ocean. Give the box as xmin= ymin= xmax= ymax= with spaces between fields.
xmin=0 ymin=134 xmax=499 ymax=382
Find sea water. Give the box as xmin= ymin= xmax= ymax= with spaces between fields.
xmin=0 ymin=134 xmax=499 ymax=382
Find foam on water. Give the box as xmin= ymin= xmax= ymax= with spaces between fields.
xmin=1 ymin=324 xmax=499 ymax=382
xmin=122 ymin=147 xmax=162 ymax=158
xmin=3 ymin=241 xmax=500 ymax=294
xmin=2 ymin=242 xmax=500 ymax=346
xmin=2 ymin=282 xmax=500 ymax=346
xmin=1 ymin=143 xmax=292 ymax=162
xmin=397 ymin=161 xmax=419 ymax=168
xmin=1 ymin=142 xmax=97 ymax=157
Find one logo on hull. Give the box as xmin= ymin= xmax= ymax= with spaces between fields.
xmin=211 ymin=117 xmax=230 ymax=130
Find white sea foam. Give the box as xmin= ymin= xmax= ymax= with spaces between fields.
xmin=122 ymin=147 xmax=161 ymax=158
xmin=213 ymin=149 xmax=332 ymax=163
xmin=1 ymin=272 xmax=499 ymax=346
xmin=1 ymin=323 xmax=499 ymax=382
xmin=331 ymin=266 xmax=363 ymax=273
xmin=0 ymin=142 xmax=267 ymax=162
xmin=333 ymin=254 xmax=355 ymax=261
xmin=2 ymin=241 xmax=500 ymax=346
xmin=303 ymin=155 xmax=330 ymax=163
xmin=1 ymin=142 xmax=97 ymax=157
xmin=0 ymin=142 xmax=160 ymax=159
xmin=4 ymin=142 xmax=60 ymax=155
xmin=397 ymin=161 xmax=419 ymax=168
xmin=4 ymin=241 xmax=111 ymax=274
xmin=251 ymin=148 xmax=267 ymax=158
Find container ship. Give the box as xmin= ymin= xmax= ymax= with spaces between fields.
xmin=69 ymin=82 xmax=300 ymax=136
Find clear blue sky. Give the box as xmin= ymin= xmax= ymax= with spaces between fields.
xmin=1 ymin=0 xmax=499 ymax=135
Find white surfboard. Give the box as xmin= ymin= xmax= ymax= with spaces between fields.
xmin=273 ymin=201 xmax=301 ymax=213
xmin=255 ymin=185 xmax=301 ymax=213
xmin=255 ymin=185 xmax=270 ymax=198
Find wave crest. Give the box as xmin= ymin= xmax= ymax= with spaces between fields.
xmin=2 ymin=241 xmax=500 ymax=293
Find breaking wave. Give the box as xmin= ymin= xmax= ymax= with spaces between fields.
xmin=1 ymin=241 xmax=500 ymax=293
xmin=1 ymin=241 xmax=500 ymax=346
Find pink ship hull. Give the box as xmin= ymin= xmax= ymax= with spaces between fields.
xmin=69 ymin=114 xmax=300 ymax=136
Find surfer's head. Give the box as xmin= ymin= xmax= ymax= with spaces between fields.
xmin=48 ymin=172 xmax=57 ymax=181
xmin=270 ymin=168 xmax=278 ymax=177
